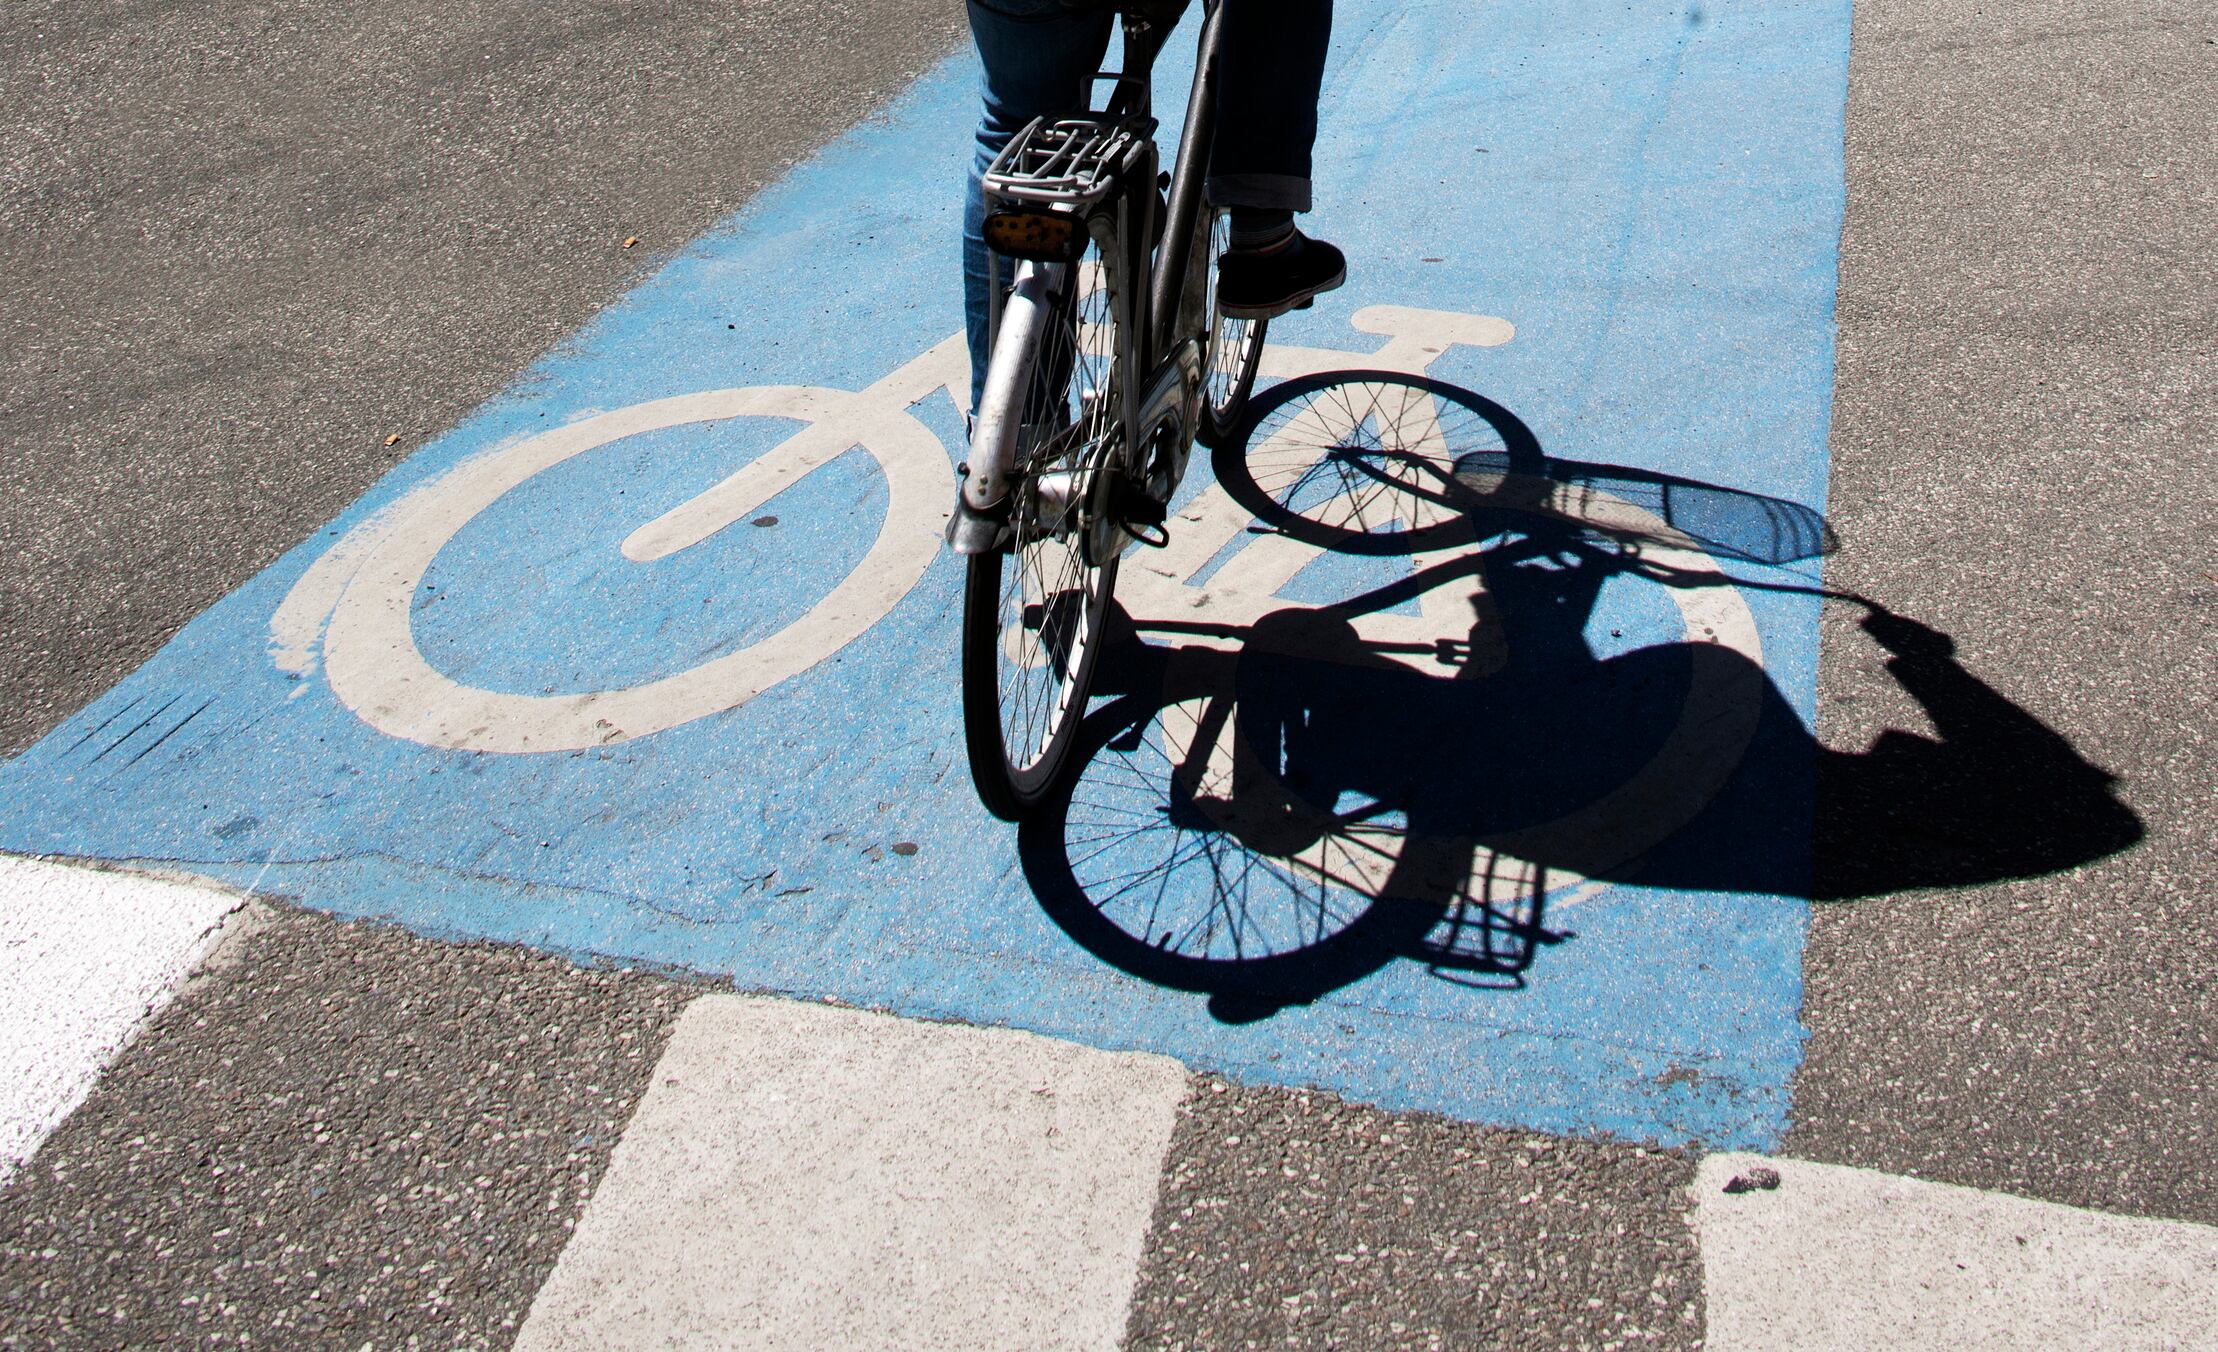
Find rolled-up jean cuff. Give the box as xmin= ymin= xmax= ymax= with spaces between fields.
xmin=1205 ymin=173 xmax=1312 ymax=213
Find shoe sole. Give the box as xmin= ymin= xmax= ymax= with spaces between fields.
xmin=1217 ymin=263 xmax=1348 ymax=321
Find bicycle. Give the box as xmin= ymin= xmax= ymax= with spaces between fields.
xmin=950 ymin=0 xmax=1269 ymax=820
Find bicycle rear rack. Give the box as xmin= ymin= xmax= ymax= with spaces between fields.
xmin=982 ymin=115 xmax=1147 ymax=211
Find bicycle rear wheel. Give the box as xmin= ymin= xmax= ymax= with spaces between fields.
xmin=962 ymin=229 xmax=1128 ymax=820
xmin=1198 ymin=208 xmax=1266 ymax=449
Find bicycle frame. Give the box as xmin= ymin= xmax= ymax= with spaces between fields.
xmin=1103 ymin=1 xmax=1225 ymax=487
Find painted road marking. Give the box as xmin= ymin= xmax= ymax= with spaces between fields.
xmin=0 ymin=0 xmax=1851 ymax=1148
xmin=274 ymin=341 xmax=966 ymax=753
xmin=1696 ymin=1153 xmax=2218 ymax=1349
xmin=0 ymin=856 xmax=242 ymax=1183
xmin=513 ymin=994 xmax=1184 ymax=1352
xmin=283 ymin=310 xmax=1520 ymax=753
xmin=16 ymin=952 xmax=2215 ymax=1344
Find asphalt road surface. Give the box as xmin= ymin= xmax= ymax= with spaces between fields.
xmin=1793 ymin=0 xmax=2218 ymax=1224
xmin=2 ymin=0 xmax=2215 ymax=1345
xmin=0 ymin=0 xmax=966 ymax=755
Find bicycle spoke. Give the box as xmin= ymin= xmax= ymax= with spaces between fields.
xmin=976 ymin=232 xmax=1125 ymax=791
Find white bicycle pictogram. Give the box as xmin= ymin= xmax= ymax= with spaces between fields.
xmin=272 ymin=302 xmax=1763 ymax=923
xmin=272 ymin=338 xmax=970 ymax=753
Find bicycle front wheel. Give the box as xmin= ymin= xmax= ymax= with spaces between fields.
xmin=1198 ymin=208 xmax=1266 ymax=449
xmin=961 ymin=229 xmax=1128 ymax=820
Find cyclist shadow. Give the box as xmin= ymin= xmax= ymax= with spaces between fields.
xmin=1016 ymin=375 xmax=2142 ymax=1023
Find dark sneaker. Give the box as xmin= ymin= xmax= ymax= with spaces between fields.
xmin=1217 ymin=232 xmax=1347 ymax=319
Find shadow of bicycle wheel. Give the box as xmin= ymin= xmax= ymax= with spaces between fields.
xmin=1016 ymin=371 xmax=2139 ymax=1021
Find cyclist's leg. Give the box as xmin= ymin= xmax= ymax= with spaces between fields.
xmin=963 ymin=0 xmax=1116 ymax=416
xmin=1207 ymin=0 xmax=1344 ymax=318
xmin=1206 ymin=0 xmax=1330 ymax=216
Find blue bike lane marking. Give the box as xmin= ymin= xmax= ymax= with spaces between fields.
xmin=0 ymin=0 xmax=1850 ymax=1149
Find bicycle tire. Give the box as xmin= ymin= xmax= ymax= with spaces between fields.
xmin=962 ymin=545 xmax=1122 ymax=819
xmin=961 ymin=220 xmax=1129 ymax=820
xmin=1197 ymin=209 xmax=1266 ymax=450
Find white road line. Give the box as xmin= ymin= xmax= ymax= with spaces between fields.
xmin=1696 ymin=1152 xmax=2218 ymax=1350
xmin=515 ymin=993 xmax=1188 ymax=1352
xmin=0 ymin=855 xmax=243 ymax=1185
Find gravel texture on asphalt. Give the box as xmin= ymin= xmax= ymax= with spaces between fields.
xmin=1792 ymin=0 xmax=2218 ymax=1222
xmin=0 ymin=0 xmax=966 ymax=755
xmin=0 ymin=904 xmax=691 ymax=1349
xmin=1122 ymin=1078 xmax=1703 ymax=1350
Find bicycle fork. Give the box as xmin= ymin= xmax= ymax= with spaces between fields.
xmin=949 ymin=260 xmax=1060 ymax=554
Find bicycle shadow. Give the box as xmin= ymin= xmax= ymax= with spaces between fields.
xmin=1016 ymin=374 xmax=2142 ymax=1022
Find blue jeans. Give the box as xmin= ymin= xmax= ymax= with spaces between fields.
xmin=962 ymin=0 xmax=1333 ymax=411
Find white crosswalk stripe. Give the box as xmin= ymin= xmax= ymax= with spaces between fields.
xmin=1696 ymin=1153 xmax=2218 ymax=1351
xmin=515 ymin=995 xmax=1185 ymax=1352
xmin=8 ymin=862 xmax=2218 ymax=1348
xmin=0 ymin=856 xmax=243 ymax=1184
